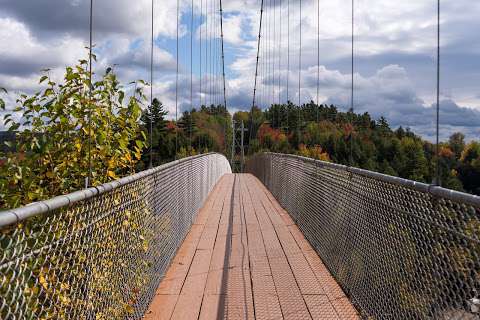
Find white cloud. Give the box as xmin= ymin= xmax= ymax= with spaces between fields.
xmin=1 ymin=0 xmax=480 ymax=140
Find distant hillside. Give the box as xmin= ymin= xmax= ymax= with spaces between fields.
xmin=234 ymin=102 xmax=480 ymax=196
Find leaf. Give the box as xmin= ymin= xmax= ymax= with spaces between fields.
xmin=124 ymin=304 xmax=134 ymax=314
xmin=39 ymin=275 xmax=48 ymax=290
xmin=39 ymin=76 xmax=48 ymax=84
xmin=107 ymin=171 xmax=117 ymax=179
xmin=118 ymin=91 xmax=125 ymax=104
xmin=9 ymin=123 xmax=20 ymax=131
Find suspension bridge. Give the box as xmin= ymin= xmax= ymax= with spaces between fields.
xmin=1 ymin=0 xmax=480 ymax=319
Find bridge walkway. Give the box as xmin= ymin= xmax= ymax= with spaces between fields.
xmin=144 ymin=174 xmax=359 ymax=320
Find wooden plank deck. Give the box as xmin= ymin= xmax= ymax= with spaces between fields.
xmin=144 ymin=174 xmax=359 ymax=320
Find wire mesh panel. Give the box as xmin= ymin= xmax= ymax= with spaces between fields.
xmin=0 ymin=153 xmax=231 ymax=320
xmin=247 ymin=153 xmax=480 ymax=320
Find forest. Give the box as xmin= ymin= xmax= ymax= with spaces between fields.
xmin=1 ymin=61 xmax=479 ymax=210
xmin=139 ymin=99 xmax=480 ymax=196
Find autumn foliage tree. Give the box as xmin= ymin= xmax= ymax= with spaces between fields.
xmin=0 ymin=58 xmax=147 ymax=209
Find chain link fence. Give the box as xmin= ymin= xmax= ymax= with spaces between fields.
xmin=0 ymin=153 xmax=231 ymax=320
xmin=247 ymin=152 xmax=480 ymax=320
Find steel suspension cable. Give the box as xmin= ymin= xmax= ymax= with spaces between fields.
xmin=249 ymin=0 xmax=265 ymax=145
xmin=213 ymin=0 xmax=216 ymax=107
xmin=208 ymin=0 xmax=212 ymax=107
xmin=317 ymin=0 xmax=320 ymax=123
xmin=219 ymin=0 xmax=228 ymax=155
xmin=216 ymin=0 xmax=219 ymax=108
xmin=208 ymin=0 xmax=214 ymax=105
xmin=269 ymin=0 xmax=273 ymax=125
xmin=200 ymin=0 xmax=203 ymax=108
xmin=250 ymin=0 xmax=263 ymax=124
xmin=435 ymin=0 xmax=441 ymax=186
xmin=276 ymin=0 xmax=280 ymax=126
xmin=204 ymin=0 xmax=210 ymax=106
xmin=286 ymin=0 xmax=290 ymax=132
xmin=297 ymin=0 xmax=302 ymax=144
xmin=149 ymin=0 xmax=154 ymax=168
xmin=87 ymin=0 xmax=93 ymax=188
xmin=278 ymin=0 xmax=282 ymax=106
xmin=272 ymin=0 xmax=277 ymax=109
xmin=350 ymin=0 xmax=354 ymax=165
xmin=216 ymin=4 xmax=220 ymax=108
xmin=175 ymin=0 xmax=179 ymax=159
xmin=190 ymin=0 xmax=194 ymax=150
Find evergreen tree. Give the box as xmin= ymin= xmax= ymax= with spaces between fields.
xmin=140 ymin=98 xmax=169 ymax=166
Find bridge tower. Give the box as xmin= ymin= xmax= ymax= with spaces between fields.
xmin=231 ymin=120 xmax=248 ymax=173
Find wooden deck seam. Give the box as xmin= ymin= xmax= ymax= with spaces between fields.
xmin=168 ymin=178 xmax=228 ymax=320
xmin=247 ymin=176 xmax=315 ymax=320
xmin=249 ymin=175 xmax=359 ymax=320
xmin=196 ymin=178 xmax=230 ymax=320
xmin=238 ymin=175 xmax=258 ymax=320
xmin=241 ymin=175 xmax=285 ymax=320
xmin=146 ymin=174 xmax=359 ymax=320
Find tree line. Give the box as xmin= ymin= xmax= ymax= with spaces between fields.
xmin=1 ymin=57 xmax=479 ymax=210
xmin=237 ymin=102 xmax=480 ymax=195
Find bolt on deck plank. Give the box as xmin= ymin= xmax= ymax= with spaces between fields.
xmin=144 ymin=174 xmax=359 ymax=320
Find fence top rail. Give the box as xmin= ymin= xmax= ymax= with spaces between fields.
xmin=261 ymin=152 xmax=480 ymax=208
xmin=0 ymin=153 xmax=228 ymax=228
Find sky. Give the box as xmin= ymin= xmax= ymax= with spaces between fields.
xmin=0 ymin=0 xmax=479 ymax=141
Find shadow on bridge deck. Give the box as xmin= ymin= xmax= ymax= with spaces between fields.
xmin=144 ymin=174 xmax=358 ymax=320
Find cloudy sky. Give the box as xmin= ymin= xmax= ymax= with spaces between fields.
xmin=0 ymin=0 xmax=479 ymax=141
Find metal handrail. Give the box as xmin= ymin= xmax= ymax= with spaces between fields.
xmin=0 ymin=153 xmax=231 ymax=319
xmin=0 ymin=153 xmax=227 ymax=227
xmin=247 ymin=152 xmax=480 ymax=319
xmin=270 ymin=152 xmax=480 ymax=207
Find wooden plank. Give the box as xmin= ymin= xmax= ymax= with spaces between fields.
xmin=170 ymin=175 xmax=234 ymax=320
xmin=239 ymin=175 xmax=283 ymax=320
xmin=247 ymin=174 xmax=359 ymax=320
xmin=244 ymin=175 xmax=311 ymax=320
xmin=146 ymin=173 xmax=359 ymax=320
xmin=144 ymin=174 xmax=232 ymax=320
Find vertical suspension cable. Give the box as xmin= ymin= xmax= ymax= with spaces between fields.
xmin=278 ymin=0 xmax=283 ymax=129
xmin=219 ymin=0 xmax=228 ymax=153
xmin=278 ymin=0 xmax=282 ymax=105
xmin=215 ymin=4 xmax=219 ymax=108
xmin=350 ymin=0 xmax=354 ymax=165
xmin=435 ymin=0 xmax=441 ymax=185
xmin=273 ymin=0 xmax=276 ymax=107
xmin=200 ymin=0 xmax=203 ymax=108
xmin=209 ymin=0 xmax=212 ymax=107
xmin=276 ymin=0 xmax=280 ymax=126
xmin=87 ymin=0 xmax=93 ymax=187
xmin=216 ymin=1 xmax=220 ymax=109
xmin=213 ymin=0 xmax=216 ymax=107
xmin=190 ymin=0 xmax=194 ymax=150
xmin=149 ymin=0 xmax=154 ymax=168
xmin=250 ymin=0 xmax=264 ymax=144
xmin=269 ymin=0 xmax=273 ymax=126
xmin=286 ymin=0 xmax=290 ymax=132
xmin=175 ymin=0 xmax=179 ymax=159
xmin=251 ymin=0 xmax=264 ymax=111
xmin=297 ymin=0 xmax=302 ymax=144
xmin=205 ymin=0 xmax=209 ymax=107
xmin=316 ymin=0 xmax=320 ymax=123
